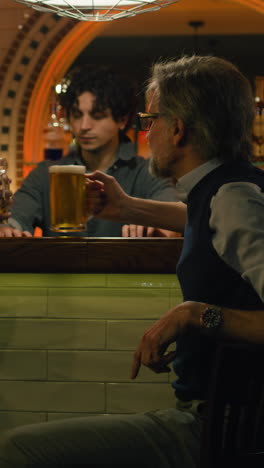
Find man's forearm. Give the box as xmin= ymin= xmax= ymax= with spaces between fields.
xmin=220 ymin=307 xmax=264 ymax=343
xmin=87 ymin=171 xmax=186 ymax=232
xmin=189 ymin=303 xmax=264 ymax=344
xmin=122 ymin=197 xmax=187 ymax=233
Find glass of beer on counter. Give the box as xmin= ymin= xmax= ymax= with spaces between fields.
xmin=49 ymin=165 xmax=87 ymax=232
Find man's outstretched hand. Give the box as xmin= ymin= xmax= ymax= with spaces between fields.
xmin=85 ymin=171 xmax=130 ymax=222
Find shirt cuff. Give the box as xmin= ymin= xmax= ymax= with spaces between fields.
xmin=2 ymin=217 xmax=23 ymax=231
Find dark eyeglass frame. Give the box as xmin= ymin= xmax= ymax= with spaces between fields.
xmin=136 ymin=112 xmax=164 ymax=131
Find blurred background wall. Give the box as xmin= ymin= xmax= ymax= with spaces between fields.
xmin=0 ymin=0 xmax=263 ymax=190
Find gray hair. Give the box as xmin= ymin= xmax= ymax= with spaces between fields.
xmin=147 ymin=55 xmax=255 ymax=162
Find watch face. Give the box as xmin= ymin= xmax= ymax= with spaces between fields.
xmin=202 ymin=306 xmax=222 ymax=328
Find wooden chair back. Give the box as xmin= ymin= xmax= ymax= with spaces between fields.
xmin=200 ymin=341 xmax=264 ymax=468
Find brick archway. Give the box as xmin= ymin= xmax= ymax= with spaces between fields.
xmin=0 ymin=12 xmax=107 ymax=190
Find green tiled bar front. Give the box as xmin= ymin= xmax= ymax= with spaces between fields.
xmin=0 ymin=273 xmax=183 ymax=431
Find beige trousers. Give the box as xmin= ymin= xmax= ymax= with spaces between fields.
xmin=0 ymin=405 xmax=203 ymax=468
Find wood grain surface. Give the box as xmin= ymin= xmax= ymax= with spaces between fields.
xmin=0 ymin=237 xmax=184 ymax=273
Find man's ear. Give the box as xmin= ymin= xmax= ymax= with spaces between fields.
xmin=172 ymin=118 xmax=186 ymax=146
xmin=118 ymin=115 xmax=129 ymax=131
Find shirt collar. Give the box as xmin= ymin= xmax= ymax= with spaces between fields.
xmin=175 ymin=159 xmax=222 ymax=202
xmin=70 ymin=136 xmax=136 ymax=168
xmin=115 ymin=137 xmax=137 ymax=163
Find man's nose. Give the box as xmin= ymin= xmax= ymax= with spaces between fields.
xmin=80 ymin=115 xmax=93 ymax=130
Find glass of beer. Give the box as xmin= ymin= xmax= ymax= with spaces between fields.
xmin=49 ymin=165 xmax=87 ymax=232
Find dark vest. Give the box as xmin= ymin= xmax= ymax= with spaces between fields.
xmin=173 ymin=161 xmax=264 ymax=401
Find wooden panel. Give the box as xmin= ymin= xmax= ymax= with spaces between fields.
xmin=0 ymin=238 xmax=183 ymax=273
xmin=84 ymin=238 xmax=183 ymax=273
xmin=0 ymin=238 xmax=87 ymax=273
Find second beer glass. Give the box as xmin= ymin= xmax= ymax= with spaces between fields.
xmin=49 ymin=165 xmax=86 ymax=232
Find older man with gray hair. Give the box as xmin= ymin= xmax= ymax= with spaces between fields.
xmin=0 ymin=55 xmax=263 ymax=468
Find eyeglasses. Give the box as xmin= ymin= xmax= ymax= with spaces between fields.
xmin=136 ymin=112 xmax=164 ymax=132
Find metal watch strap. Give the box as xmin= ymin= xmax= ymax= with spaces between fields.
xmin=200 ymin=304 xmax=222 ymax=329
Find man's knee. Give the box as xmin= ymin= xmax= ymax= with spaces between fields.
xmin=0 ymin=427 xmax=32 ymax=467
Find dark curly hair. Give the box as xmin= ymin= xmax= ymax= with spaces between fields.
xmin=59 ymin=65 xmax=137 ymax=132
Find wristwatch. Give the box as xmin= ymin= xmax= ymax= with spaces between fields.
xmin=200 ymin=304 xmax=222 ymax=329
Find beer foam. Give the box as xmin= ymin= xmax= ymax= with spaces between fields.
xmin=49 ymin=165 xmax=86 ymax=174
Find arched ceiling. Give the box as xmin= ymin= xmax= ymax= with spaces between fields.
xmin=2 ymin=0 xmax=264 ymax=36
xmin=98 ymin=0 xmax=264 ymax=36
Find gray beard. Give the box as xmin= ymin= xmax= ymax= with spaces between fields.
xmin=149 ymin=156 xmax=174 ymax=179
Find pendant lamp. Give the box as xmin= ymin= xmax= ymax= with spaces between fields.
xmin=14 ymin=0 xmax=179 ymax=21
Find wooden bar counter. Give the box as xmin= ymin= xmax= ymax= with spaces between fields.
xmin=0 ymin=237 xmax=184 ymax=432
xmin=0 ymin=237 xmax=183 ymax=273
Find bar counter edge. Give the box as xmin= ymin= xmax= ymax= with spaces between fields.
xmin=0 ymin=237 xmax=184 ymax=273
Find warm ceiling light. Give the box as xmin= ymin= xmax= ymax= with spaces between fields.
xmin=14 ymin=0 xmax=180 ymax=21
xmin=231 ymin=0 xmax=264 ymax=15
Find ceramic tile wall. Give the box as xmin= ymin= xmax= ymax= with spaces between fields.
xmin=0 ymin=273 xmax=182 ymax=431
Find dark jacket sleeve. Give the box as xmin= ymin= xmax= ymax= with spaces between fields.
xmin=8 ymin=161 xmax=50 ymax=234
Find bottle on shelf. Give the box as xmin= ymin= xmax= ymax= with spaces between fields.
xmin=252 ymin=102 xmax=264 ymax=159
xmin=57 ymin=104 xmax=73 ymax=154
xmin=252 ymin=76 xmax=264 ymax=163
xmin=0 ymin=156 xmax=10 ymax=224
xmin=43 ymin=90 xmax=65 ymax=161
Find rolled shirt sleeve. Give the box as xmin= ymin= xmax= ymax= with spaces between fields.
xmin=210 ymin=181 xmax=264 ymax=302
